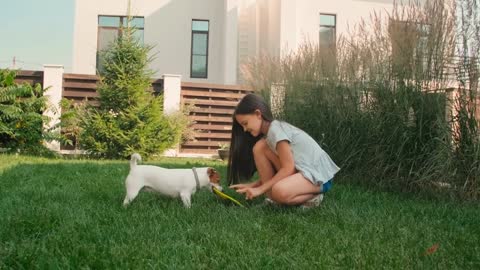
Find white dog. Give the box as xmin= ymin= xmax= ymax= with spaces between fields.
xmin=123 ymin=153 xmax=222 ymax=208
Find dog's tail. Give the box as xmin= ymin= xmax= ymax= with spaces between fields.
xmin=130 ymin=153 xmax=142 ymax=168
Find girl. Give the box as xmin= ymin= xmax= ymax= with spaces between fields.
xmin=228 ymin=93 xmax=340 ymax=207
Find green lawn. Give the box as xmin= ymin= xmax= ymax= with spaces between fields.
xmin=0 ymin=155 xmax=479 ymax=269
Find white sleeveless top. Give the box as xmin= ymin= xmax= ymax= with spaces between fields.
xmin=265 ymin=120 xmax=340 ymax=184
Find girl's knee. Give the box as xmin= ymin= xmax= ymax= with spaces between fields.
xmin=253 ymin=139 xmax=268 ymax=155
xmin=271 ymin=183 xmax=292 ymax=204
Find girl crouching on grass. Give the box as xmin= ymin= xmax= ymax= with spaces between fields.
xmin=228 ymin=93 xmax=340 ymax=208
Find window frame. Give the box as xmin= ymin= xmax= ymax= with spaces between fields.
xmin=96 ymin=15 xmax=145 ymax=72
xmin=190 ymin=19 xmax=210 ymax=79
xmin=389 ymin=19 xmax=431 ymax=78
xmin=319 ymin=13 xmax=337 ymax=50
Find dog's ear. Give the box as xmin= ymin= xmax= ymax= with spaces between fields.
xmin=207 ymin=167 xmax=220 ymax=183
xmin=207 ymin=167 xmax=215 ymax=177
xmin=207 ymin=168 xmax=218 ymax=177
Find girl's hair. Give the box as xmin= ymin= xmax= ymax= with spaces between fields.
xmin=227 ymin=93 xmax=273 ymax=184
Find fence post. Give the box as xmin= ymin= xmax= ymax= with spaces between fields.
xmin=162 ymin=74 xmax=182 ymax=114
xmin=43 ymin=64 xmax=64 ymax=152
xmin=162 ymin=74 xmax=182 ymax=157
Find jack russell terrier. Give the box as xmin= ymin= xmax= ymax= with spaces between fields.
xmin=123 ymin=153 xmax=222 ymax=208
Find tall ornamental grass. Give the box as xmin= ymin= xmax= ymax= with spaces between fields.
xmin=243 ymin=0 xmax=479 ymax=199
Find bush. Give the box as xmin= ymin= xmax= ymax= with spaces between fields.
xmin=0 ymin=69 xmax=59 ymax=157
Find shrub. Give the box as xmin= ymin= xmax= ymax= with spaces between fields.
xmin=0 ymin=69 xmax=60 ymax=156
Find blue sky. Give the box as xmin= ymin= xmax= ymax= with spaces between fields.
xmin=0 ymin=0 xmax=75 ymax=72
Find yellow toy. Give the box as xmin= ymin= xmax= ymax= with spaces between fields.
xmin=211 ymin=186 xmax=246 ymax=207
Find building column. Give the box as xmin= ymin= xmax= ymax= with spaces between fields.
xmin=224 ymin=0 xmax=239 ymax=84
xmin=43 ymin=64 xmax=64 ymax=152
xmin=162 ymin=74 xmax=182 ymax=157
xmin=162 ymin=74 xmax=182 ymax=114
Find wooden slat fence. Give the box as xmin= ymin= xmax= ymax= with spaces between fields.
xmin=11 ymin=70 xmax=480 ymax=156
xmin=63 ymin=73 xmax=99 ymax=105
xmin=60 ymin=73 xmax=99 ymax=150
xmin=60 ymin=74 xmax=164 ymax=150
xmin=15 ymin=70 xmax=43 ymax=87
xmin=62 ymin=74 xmax=164 ymax=106
xmin=11 ymin=70 xmax=253 ymax=155
xmin=180 ymin=82 xmax=253 ymax=154
xmin=61 ymin=74 xmax=250 ymax=154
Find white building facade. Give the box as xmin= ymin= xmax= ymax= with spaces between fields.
xmin=73 ymin=0 xmax=395 ymax=85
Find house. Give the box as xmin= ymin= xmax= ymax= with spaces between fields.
xmin=72 ymin=0 xmax=397 ymax=85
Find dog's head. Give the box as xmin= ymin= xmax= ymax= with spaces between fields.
xmin=207 ymin=167 xmax=222 ymax=191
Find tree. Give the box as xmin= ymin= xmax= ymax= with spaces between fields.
xmin=78 ymin=17 xmax=185 ymax=159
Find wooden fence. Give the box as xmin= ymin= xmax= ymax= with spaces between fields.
xmin=180 ymin=82 xmax=253 ymax=154
xmin=63 ymin=73 xmax=99 ymax=105
xmin=13 ymin=70 xmax=251 ymax=155
xmin=11 ymin=70 xmax=480 ymax=156
xmin=62 ymin=74 xmax=164 ymax=105
xmin=14 ymin=70 xmax=43 ymax=87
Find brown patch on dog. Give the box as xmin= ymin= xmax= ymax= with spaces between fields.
xmin=207 ymin=167 xmax=221 ymax=184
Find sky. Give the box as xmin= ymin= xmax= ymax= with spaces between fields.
xmin=0 ymin=0 xmax=75 ymax=72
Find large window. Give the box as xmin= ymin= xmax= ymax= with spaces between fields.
xmin=191 ymin=20 xmax=209 ymax=78
xmin=319 ymin=14 xmax=336 ymax=74
xmin=319 ymin=14 xmax=336 ymax=50
xmin=97 ymin=15 xmax=144 ymax=72
xmin=389 ymin=20 xmax=430 ymax=78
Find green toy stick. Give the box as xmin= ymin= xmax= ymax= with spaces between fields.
xmin=212 ymin=186 xmax=246 ymax=207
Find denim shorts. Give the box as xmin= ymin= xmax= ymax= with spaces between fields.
xmin=321 ymin=179 xmax=333 ymax=193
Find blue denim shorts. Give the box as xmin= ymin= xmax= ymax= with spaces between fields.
xmin=321 ymin=179 xmax=333 ymax=193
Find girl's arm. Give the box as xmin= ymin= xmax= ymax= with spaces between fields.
xmin=230 ymin=180 xmax=261 ymax=189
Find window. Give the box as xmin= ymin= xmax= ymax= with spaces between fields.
xmin=97 ymin=15 xmax=144 ymax=72
xmin=389 ymin=20 xmax=430 ymax=78
xmin=319 ymin=14 xmax=336 ymax=50
xmin=319 ymin=14 xmax=336 ymax=74
xmin=191 ymin=20 xmax=209 ymax=78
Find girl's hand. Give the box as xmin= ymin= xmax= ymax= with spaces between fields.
xmin=229 ymin=183 xmax=249 ymax=190
xmin=230 ymin=182 xmax=257 ymax=190
xmin=236 ymin=186 xmax=264 ymax=200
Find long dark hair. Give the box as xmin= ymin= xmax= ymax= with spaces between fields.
xmin=227 ymin=93 xmax=273 ymax=184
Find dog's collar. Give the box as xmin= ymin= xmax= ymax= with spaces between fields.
xmin=192 ymin=167 xmax=201 ymax=190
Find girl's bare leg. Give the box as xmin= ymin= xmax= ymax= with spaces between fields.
xmin=270 ymin=173 xmax=321 ymax=205
xmin=253 ymin=139 xmax=320 ymax=204
xmin=252 ymin=139 xmax=281 ymax=196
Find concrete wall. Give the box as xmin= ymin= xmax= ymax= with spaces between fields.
xmin=265 ymin=0 xmax=393 ymax=56
xmin=234 ymin=0 xmax=394 ymax=81
xmin=288 ymin=0 xmax=393 ymax=53
xmin=223 ymin=0 xmax=240 ymax=84
xmin=73 ymin=0 xmax=395 ymax=84
xmin=42 ymin=65 xmax=64 ymax=152
xmin=73 ymin=0 xmax=234 ymax=84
